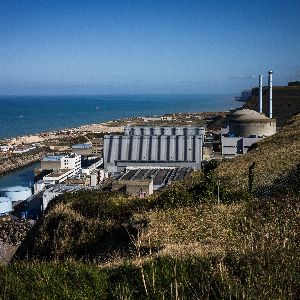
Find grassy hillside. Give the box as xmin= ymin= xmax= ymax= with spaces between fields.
xmin=1 ymin=113 xmax=300 ymax=299
xmin=215 ymin=112 xmax=300 ymax=192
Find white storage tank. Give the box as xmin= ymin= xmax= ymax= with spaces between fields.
xmin=0 ymin=186 xmax=32 ymax=202
xmin=0 ymin=197 xmax=13 ymax=214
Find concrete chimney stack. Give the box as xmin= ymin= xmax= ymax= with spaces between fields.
xmin=259 ymin=75 xmax=263 ymax=114
xmin=268 ymin=70 xmax=273 ymax=118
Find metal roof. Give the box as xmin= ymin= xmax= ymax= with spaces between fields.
xmin=124 ymin=126 xmax=205 ymax=136
xmin=72 ymin=143 xmax=92 ymax=149
xmin=42 ymin=155 xmax=65 ymax=161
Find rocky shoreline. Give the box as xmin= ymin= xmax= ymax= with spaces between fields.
xmin=0 ymin=149 xmax=48 ymax=178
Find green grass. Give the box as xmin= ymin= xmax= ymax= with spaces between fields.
xmin=2 ymin=249 xmax=300 ymax=299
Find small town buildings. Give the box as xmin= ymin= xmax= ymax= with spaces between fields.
xmin=72 ymin=143 xmax=93 ymax=156
xmin=0 ymin=145 xmax=10 ymax=152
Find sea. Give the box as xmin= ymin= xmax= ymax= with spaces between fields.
xmin=0 ymin=94 xmax=239 ymax=188
xmin=0 ymin=94 xmax=239 ymax=139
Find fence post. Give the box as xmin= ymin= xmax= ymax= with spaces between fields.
xmin=248 ymin=162 xmax=256 ymax=193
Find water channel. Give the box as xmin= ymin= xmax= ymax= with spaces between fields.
xmin=0 ymin=163 xmax=39 ymax=189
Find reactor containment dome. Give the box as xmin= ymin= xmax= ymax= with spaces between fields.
xmin=228 ymin=109 xmax=276 ymax=137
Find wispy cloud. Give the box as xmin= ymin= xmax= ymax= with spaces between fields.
xmin=229 ymin=74 xmax=257 ymax=80
xmin=286 ymin=70 xmax=300 ymax=81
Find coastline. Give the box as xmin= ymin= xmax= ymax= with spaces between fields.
xmin=0 ymin=121 xmax=126 ymax=178
xmin=0 ymin=111 xmax=227 ymax=179
xmin=0 ymin=149 xmax=48 ymax=179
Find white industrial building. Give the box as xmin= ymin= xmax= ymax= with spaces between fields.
xmin=42 ymin=169 xmax=75 ymax=185
xmin=40 ymin=153 xmax=81 ymax=173
xmin=80 ymin=157 xmax=103 ymax=175
xmin=104 ymin=126 xmax=205 ymax=173
xmin=104 ymin=135 xmax=203 ymax=173
xmin=221 ymin=136 xmax=262 ymax=156
xmin=72 ymin=143 xmax=93 ymax=156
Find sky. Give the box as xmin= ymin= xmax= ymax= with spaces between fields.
xmin=1 ymin=0 xmax=300 ymax=95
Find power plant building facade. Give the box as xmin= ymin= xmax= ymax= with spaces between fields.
xmin=104 ymin=126 xmax=205 ymax=173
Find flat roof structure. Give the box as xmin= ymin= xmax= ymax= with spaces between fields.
xmin=42 ymin=155 xmax=65 ymax=162
xmin=124 ymin=126 xmax=205 ymax=136
xmin=118 ymin=167 xmax=192 ymax=190
xmin=72 ymin=143 xmax=92 ymax=149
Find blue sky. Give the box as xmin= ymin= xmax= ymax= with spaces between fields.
xmin=1 ymin=0 xmax=300 ymax=95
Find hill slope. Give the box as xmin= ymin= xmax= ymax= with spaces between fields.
xmin=1 ymin=113 xmax=300 ymax=299
xmin=216 ymin=112 xmax=300 ymax=192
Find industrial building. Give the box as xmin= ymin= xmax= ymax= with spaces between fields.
xmin=104 ymin=135 xmax=203 ymax=172
xmin=222 ymin=71 xmax=277 ymax=157
xmin=43 ymin=169 xmax=75 ymax=185
xmin=221 ymin=136 xmax=261 ymax=156
xmin=80 ymin=157 xmax=103 ymax=175
xmin=112 ymin=179 xmax=154 ymax=198
xmin=40 ymin=153 xmax=81 ymax=173
xmin=72 ymin=143 xmax=93 ymax=156
xmin=91 ymin=138 xmax=102 ymax=156
xmin=124 ymin=126 xmax=205 ymax=136
xmin=115 ymin=167 xmax=192 ymax=191
xmin=226 ymin=109 xmax=276 ymax=137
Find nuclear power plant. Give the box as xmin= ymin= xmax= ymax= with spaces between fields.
xmin=103 ymin=126 xmax=205 ymax=173
xmin=222 ymin=70 xmax=277 ymax=157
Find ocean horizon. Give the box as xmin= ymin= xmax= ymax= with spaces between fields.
xmin=0 ymin=94 xmax=239 ymax=139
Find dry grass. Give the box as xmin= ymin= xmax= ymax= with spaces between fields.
xmin=132 ymin=204 xmax=241 ymax=258
xmin=215 ymin=113 xmax=300 ymax=191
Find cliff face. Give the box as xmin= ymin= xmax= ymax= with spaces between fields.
xmin=243 ymin=86 xmax=300 ymax=126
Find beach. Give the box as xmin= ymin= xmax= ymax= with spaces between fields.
xmin=0 ymin=111 xmax=226 ymax=178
